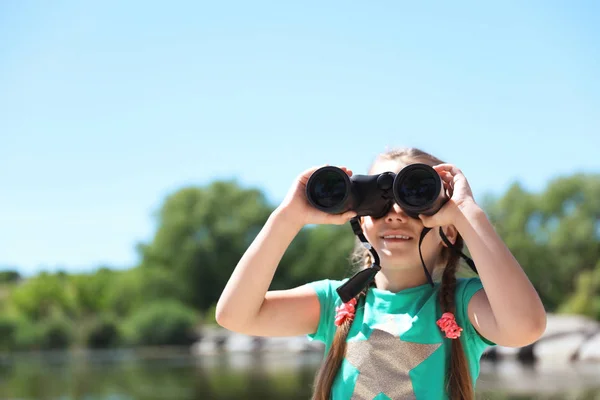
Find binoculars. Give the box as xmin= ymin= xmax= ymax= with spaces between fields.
xmin=306 ymin=163 xmax=447 ymax=219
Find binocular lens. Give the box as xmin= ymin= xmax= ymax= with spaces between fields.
xmin=306 ymin=163 xmax=444 ymax=217
xmin=394 ymin=165 xmax=442 ymax=213
xmin=306 ymin=168 xmax=350 ymax=211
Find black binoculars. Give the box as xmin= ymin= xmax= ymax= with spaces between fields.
xmin=306 ymin=163 xmax=448 ymax=219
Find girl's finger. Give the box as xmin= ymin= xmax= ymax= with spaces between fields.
xmin=344 ymin=211 xmax=357 ymax=220
xmin=339 ymin=166 xmax=352 ymax=176
xmin=323 ymin=210 xmax=353 ymax=225
xmin=337 ymin=211 xmax=357 ymax=224
xmin=439 ymin=171 xmax=453 ymax=184
xmin=434 ymin=164 xmax=461 ymax=176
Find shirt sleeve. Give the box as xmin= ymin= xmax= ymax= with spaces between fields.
xmin=456 ymin=277 xmax=496 ymax=350
xmin=305 ymin=279 xmax=342 ymax=344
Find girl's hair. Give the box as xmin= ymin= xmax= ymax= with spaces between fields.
xmin=311 ymin=147 xmax=474 ymax=400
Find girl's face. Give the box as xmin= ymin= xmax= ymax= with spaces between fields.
xmin=359 ymin=159 xmax=453 ymax=273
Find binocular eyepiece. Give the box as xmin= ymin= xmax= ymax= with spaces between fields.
xmin=305 ymin=163 xmax=447 ymax=219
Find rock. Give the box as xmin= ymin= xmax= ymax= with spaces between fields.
xmin=542 ymin=314 xmax=599 ymax=337
xmin=258 ymin=335 xmax=324 ymax=353
xmin=191 ymin=325 xmax=229 ymax=355
xmin=223 ymin=332 xmax=263 ymax=352
xmin=484 ymin=314 xmax=600 ymax=364
xmin=534 ymin=314 xmax=599 ymax=363
xmin=191 ymin=325 xmax=325 ymax=356
xmin=482 ymin=345 xmax=521 ymax=362
xmin=577 ymin=332 xmax=600 ymax=361
xmin=535 ymin=331 xmax=590 ymax=363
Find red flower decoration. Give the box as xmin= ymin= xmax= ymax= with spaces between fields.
xmin=334 ymin=298 xmax=357 ymax=326
xmin=436 ymin=312 xmax=463 ymax=339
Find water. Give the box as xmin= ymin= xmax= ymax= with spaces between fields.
xmin=0 ymin=350 xmax=599 ymax=399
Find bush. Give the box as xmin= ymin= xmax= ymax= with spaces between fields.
xmin=0 ymin=314 xmax=44 ymax=351
xmin=7 ymin=272 xmax=77 ymax=321
xmin=0 ymin=315 xmax=19 ymax=351
xmin=84 ymin=315 xmax=122 ymax=349
xmin=37 ymin=314 xmax=74 ymax=350
xmin=0 ymin=270 xmax=21 ymax=284
xmin=203 ymin=303 xmax=218 ymax=326
xmin=13 ymin=319 xmax=42 ymax=351
xmin=122 ymin=300 xmax=199 ymax=346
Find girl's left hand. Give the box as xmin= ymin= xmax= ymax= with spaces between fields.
xmin=418 ymin=164 xmax=476 ymax=228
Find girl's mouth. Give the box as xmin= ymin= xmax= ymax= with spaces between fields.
xmin=381 ymin=234 xmax=413 ymax=243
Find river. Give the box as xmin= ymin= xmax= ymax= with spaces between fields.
xmin=0 ymin=350 xmax=599 ymax=399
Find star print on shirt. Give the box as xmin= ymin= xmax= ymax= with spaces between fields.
xmin=345 ymin=314 xmax=442 ymax=400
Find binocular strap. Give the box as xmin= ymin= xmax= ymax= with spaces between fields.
xmin=336 ymin=218 xmax=382 ymax=303
xmin=336 ymin=219 xmax=478 ymax=303
xmin=419 ymin=227 xmax=478 ymax=285
xmin=418 ymin=228 xmax=436 ymax=287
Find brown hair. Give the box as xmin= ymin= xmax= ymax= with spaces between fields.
xmin=311 ymin=147 xmax=474 ymax=400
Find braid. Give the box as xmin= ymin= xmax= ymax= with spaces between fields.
xmin=311 ymin=286 xmax=369 ymax=400
xmin=439 ymin=235 xmax=474 ymax=400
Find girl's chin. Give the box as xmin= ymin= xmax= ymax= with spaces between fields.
xmin=379 ymin=249 xmax=417 ymax=260
xmin=378 ymin=256 xmax=420 ymax=270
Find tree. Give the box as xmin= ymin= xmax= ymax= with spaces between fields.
xmin=484 ymin=173 xmax=600 ymax=311
xmin=137 ymin=180 xmax=274 ymax=311
xmin=276 ymin=224 xmax=357 ymax=289
xmin=7 ymin=272 xmax=78 ymax=321
xmin=0 ymin=269 xmax=21 ymax=284
xmin=70 ymin=267 xmax=118 ymax=317
xmin=559 ymin=260 xmax=600 ymax=319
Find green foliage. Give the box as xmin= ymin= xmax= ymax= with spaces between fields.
xmin=37 ymin=313 xmax=74 ymax=350
xmin=203 ymin=303 xmax=218 ymax=326
xmin=122 ymin=300 xmax=199 ymax=346
xmin=70 ymin=267 xmax=118 ymax=316
xmin=7 ymin=272 xmax=78 ymax=321
xmin=12 ymin=318 xmax=42 ymax=351
xmin=485 ymin=173 xmax=600 ymax=310
xmin=137 ymin=181 xmax=273 ymax=311
xmin=558 ymin=260 xmax=600 ymax=319
xmin=103 ymin=267 xmax=187 ymax=317
xmin=83 ymin=315 xmax=122 ymax=349
xmin=0 ymin=269 xmax=21 ymax=283
xmin=276 ymin=224 xmax=356 ymax=289
xmin=0 ymin=314 xmax=20 ymax=351
xmin=0 ymin=312 xmax=75 ymax=351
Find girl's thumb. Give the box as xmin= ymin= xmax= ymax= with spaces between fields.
xmin=340 ymin=211 xmax=357 ymax=224
xmin=418 ymin=214 xmax=434 ymax=228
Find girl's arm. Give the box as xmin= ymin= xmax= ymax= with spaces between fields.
xmin=215 ymin=166 xmax=356 ymax=337
xmin=420 ymin=164 xmax=546 ymax=347
xmin=215 ymin=208 xmax=323 ymax=337
xmin=455 ymin=202 xmax=547 ymax=347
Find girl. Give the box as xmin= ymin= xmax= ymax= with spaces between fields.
xmin=216 ymin=147 xmax=546 ymax=399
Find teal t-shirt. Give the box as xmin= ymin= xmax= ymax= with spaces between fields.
xmin=306 ymin=277 xmax=495 ymax=400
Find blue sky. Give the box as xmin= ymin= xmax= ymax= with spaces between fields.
xmin=1 ymin=1 xmax=599 ymax=276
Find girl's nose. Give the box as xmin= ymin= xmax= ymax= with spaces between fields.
xmin=385 ymin=203 xmax=409 ymax=223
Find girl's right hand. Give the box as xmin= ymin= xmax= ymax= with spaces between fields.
xmin=277 ymin=165 xmax=357 ymax=228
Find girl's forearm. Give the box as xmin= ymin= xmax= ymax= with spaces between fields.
xmin=215 ymin=207 xmax=303 ymax=330
xmin=454 ymin=201 xmax=547 ymax=338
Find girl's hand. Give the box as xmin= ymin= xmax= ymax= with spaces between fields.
xmin=418 ymin=164 xmax=477 ymax=228
xmin=277 ymin=165 xmax=357 ymax=228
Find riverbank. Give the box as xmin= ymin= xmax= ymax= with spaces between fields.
xmin=192 ymin=313 xmax=600 ymax=364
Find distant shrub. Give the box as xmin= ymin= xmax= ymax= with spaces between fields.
xmin=84 ymin=315 xmax=122 ymax=349
xmin=37 ymin=313 xmax=74 ymax=350
xmin=0 ymin=315 xmax=19 ymax=350
xmin=122 ymin=300 xmax=199 ymax=346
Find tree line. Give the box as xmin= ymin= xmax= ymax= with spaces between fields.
xmin=0 ymin=172 xmax=598 ymax=351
